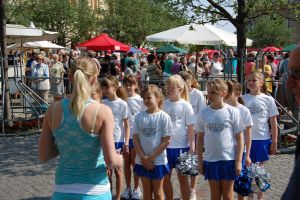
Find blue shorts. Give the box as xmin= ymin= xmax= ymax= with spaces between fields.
xmin=166 ymin=147 xmax=190 ymax=169
xmin=134 ymin=164 xmax=170 ymax=180
xmin=204 ymin=160 xmax=236 ymax=181
xmin=114 ymin=142 xmax=124 ymax=152
xmin=52 ymin=191 xmax=111 ymax=200
xmin=250 ymin=139 xmax=271 ymax=163
xmin=129 ymin=139 xmax=134 ymax=149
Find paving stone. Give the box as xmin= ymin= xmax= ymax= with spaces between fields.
xmin=0 ymin=135 xmax=295 ymax=200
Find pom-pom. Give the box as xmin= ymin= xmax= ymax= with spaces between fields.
xmin=247 ymin=163 xmax=271 ymax=192
xmin=234 ymin=169 xmax=252 ymax=196
xmin=175 ymin=152 xmax=199 ymax=176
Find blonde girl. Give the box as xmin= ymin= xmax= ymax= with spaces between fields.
xmin=163 ymin=75 xmax=195 ymax=200
xmin=225 ymin=80 xmax=253 ymax=200
xmin=179 ymin=71 xmax=206 ymax=200
xmin=121 ymin=75 xmax=143 ymax=199
xmin=133 ymin=84 xmax=174 ymax=200
xmin=242 ymin=72 xmax=279 ymax=200
xmin=100 ymin=75 xmax=130 ymax=200
xmin=195 ymin=79 xmax=244 ymax=200
xmin=39 ymin=57 xmax=123 ymax=200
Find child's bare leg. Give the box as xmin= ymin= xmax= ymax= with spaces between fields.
xmin=130 ymin=148 xmax=140 ymax=190
xmin=177 ymin=172 xmax=190 ymax=200
xmin=123 ymin=150 xmax=131 ymax=189
xmin=163 ymin=171 xmax=173 ymax=200
xmin=209 ymin=180 xmax=222 ymax=200
xmin=153 ymin=178 xmax=165 ymax=200
xmin=221 ymin=180 xmax=234 ymax=200
xmin=115 ymin=167 xmax=123 ymax=200
xmin=141 ymin=177 xmax=153 ymax=200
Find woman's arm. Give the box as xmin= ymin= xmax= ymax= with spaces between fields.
xmin=100 ymin=106 xmax=123 ymax=168
xmin=244 ymin=126 xmax=252 ymax=166
xmin=270 ymin=116 xmax=278 ymax=155
xmin=38 ymin=105 xmax=59 ymax=162
xmin=235 ymin=132 xmax=244 ymax=176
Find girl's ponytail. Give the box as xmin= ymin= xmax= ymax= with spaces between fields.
xmin=181 ymin=81 xmax=190 ymax=102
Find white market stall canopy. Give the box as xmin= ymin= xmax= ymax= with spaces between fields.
xmin=8 ymin=41 xmax=65 ymax=50
xmin=146 ymin=23 xmax=253 ymax=46
xmin=6 ymin=23 xmax=58 ymax=43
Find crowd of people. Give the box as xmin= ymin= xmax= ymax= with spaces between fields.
xmin=22 ymin=47 xmax=298 ymax=124
xmin=36 ymin=44 xmax=300 ymax=200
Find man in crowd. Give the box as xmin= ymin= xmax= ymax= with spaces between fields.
xmin=282 ymin=44 xmax=300 ymax=200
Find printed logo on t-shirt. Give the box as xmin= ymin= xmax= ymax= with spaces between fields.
xmin=206 ymin=122 xmax=227 ymax=132
xmin=207 ymin=117 xmax=227 ymax=132
xmin=142 ymin=119 xmax=156 ymax=137
xmin=167 ymin=110 xmax=177 ymax=121
xmin=142 ymin=127 xmax=156 ymax=137
xmin=248 ymin=103 xmax=263 ymax=115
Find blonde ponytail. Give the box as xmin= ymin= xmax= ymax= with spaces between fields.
xmin=69 ymin=57 xmax=98 ymax=116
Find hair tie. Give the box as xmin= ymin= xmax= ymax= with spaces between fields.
xmin=75 ymin=67 xmax=83 ymax=72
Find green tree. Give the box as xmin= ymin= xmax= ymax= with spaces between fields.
xmin=166 ymin=0 xmax=300 ymax=81
xmin=100 ymin=0 xmax=187 ymax=47
xmin=247 ymin=15 xmax=293 ymax=48
xmin=6 ymin=0 xmax=100 ymax=46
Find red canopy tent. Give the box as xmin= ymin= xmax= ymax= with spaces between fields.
xmin=262 ymin=46 xmax=282 ymax=52
xmin=77 ymin=33 xmax=130 ymax=52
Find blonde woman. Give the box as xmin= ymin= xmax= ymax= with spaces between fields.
xmin=39 ymin=57 xmax=123 ymax=200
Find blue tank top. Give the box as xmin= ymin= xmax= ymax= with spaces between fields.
xmin=53 ymin=98 xmax=108 ymax=185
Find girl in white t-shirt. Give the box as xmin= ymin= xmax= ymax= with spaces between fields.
xmin=179 ymin=71 xmax=206 ymax=200
xmin=163 ymin=75 xmax=195 ymax=200
xmin=121 ymin=75 xmax=143 ymax=199
xmin=100 ymin=75 xmax=130 ymax=200
xmin=133 ymin=84 xmax=174 ymax=200
xmin=225 ymin=80 xmax=253 ymax=200
xmin=242 ymin=71 xmax=279 ymax=200
xmin=195 ymin=79 xmax=244 ymax=200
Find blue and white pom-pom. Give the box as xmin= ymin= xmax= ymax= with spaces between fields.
xmin=247 ymin=163 xmax=271 ymax=192
xmin=175 ymin=152 xmax=199 ymax=176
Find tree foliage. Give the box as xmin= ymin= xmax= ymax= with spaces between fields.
xmin=166 ymin=0 xmax=299 ymax=81
xmin=100 ymin=0 xmax=187 ymax=47
xmin=5 ymin=0 xmax=99 ymax=46
xmin=247 ymin=15 xmax=293 ymax=48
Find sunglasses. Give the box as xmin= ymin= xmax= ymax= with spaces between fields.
xmin=288 ymin=68 xmax=300 ymax=79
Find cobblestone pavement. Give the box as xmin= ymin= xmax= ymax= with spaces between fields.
xmin=0 ymin=134 xmax=295 ymax=200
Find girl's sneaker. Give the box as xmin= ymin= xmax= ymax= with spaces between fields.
xmin=121 ymin=188 xmax=131 ymax=199
xmin=131 ymin=188 xmax=142 ymax=200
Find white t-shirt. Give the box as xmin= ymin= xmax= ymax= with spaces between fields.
xmin=195 ymin=104 xmax=245 ymax=162
xmin=103 ymin=98 xmax=129 ymax=142
xmin=127 ymin=94 xmax=144 ymax=138
xmin=163 ymin=99 xmax=195 ymax=148
xmin=190 ymin=88 xmax=206 ymax=115
xmin=242 ymin=94 xmax=279 ymax=140
xmin=235 ymin=103 xmax=253 ymax=150
xmin=133 ymin=110 xmax=174 ymax=165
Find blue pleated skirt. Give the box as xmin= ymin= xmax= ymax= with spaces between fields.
xmin=134 ymin=164 xmax=170 ymax=180
xmin=250 ymin=139 xmax=271 ymax=163
xmin=204 ymin=160 xmax=236 ymax=180
xmin=52 ymin=191 xmax=112 ymax=200
xmin=166 ymin=147 xmax=190 ymax=169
